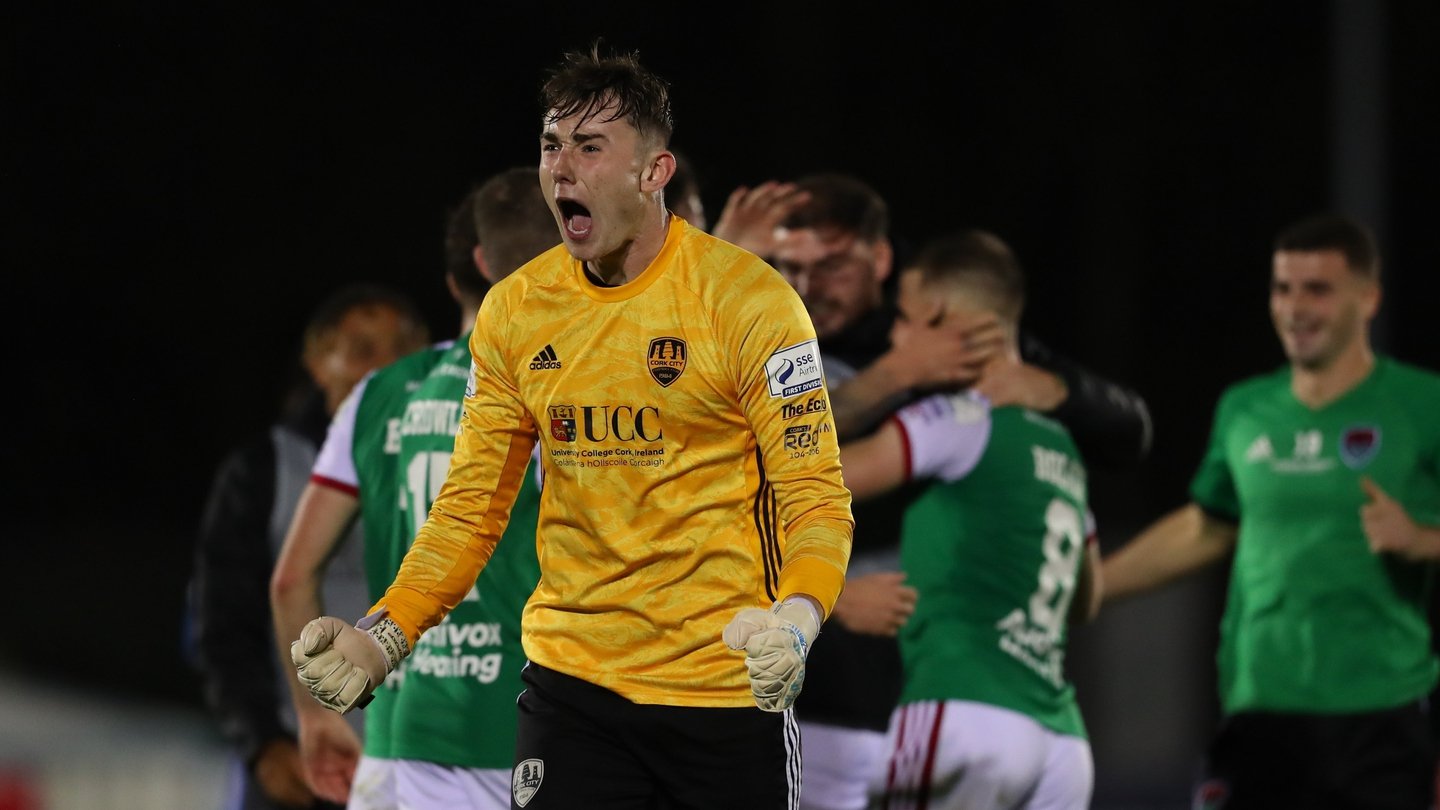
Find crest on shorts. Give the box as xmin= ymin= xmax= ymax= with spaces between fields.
xmin=1339 ymin=424 xmax=1381 ymax=469
xmin=647 ymin=337 xmax=687 ymax=387
xmin=513 ymin=758 xmax=544 ymax=807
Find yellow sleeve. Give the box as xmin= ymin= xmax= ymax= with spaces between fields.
xmin=373 ymin=290 xmax=537 ymax=646
xmin=727 ymin=265 xmax=853 ymax=616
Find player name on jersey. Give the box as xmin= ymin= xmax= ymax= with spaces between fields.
xmin=1032 ymin=445 xmax=1085 ymax=501
xmin=400 ymin=398 xmax=463 ymax=438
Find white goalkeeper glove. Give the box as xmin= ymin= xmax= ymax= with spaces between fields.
xmin=290 ymin=612 xmax=409 ymax=714
xmin=723 ymin=597 xmax=822 ymax=712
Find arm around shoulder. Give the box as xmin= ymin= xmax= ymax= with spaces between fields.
xmin=829 ymin=351 xmax=920 ymax=440
xmin=838 ymin=419 xmax=908 ymax=501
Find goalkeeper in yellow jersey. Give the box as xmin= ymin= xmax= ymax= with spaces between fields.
xmin=286 ymin=41 xmax=854 ymax=809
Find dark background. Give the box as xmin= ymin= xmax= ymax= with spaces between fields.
xmin=8 ymin=2 xmax=1439 ymax=806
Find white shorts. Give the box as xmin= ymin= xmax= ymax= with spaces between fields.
xmin=394 ymin=759 xmax=510 ymax=810
xmin=798 ymin=721 xmax=889 ymax=810
xmin=346 ymin=755 xmax=397 ymax=810
xmin=874 ymin=700 xmax=1092 ymax=810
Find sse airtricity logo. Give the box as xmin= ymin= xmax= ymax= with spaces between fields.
xmin=765 ymin=340 xmax=824 ymax=399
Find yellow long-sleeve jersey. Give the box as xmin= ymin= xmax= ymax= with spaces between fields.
xmin=376 ymin=216 xmax=853 ymax=707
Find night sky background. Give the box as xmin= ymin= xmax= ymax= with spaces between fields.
xmin=9 ymin=3 xmax=1440 ymax=805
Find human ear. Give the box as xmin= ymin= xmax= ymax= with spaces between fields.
xmin=642 ymin=150 xmax=676 ymax=194
xmin=873 ymin=239 xmax=895 ymax=284
xmin=1361 ymin=280 xmax=1382 ymax=320
xmin=472 ymin=245 xmax=502 ymax=285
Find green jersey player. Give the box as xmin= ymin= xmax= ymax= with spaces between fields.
xmin=384 ymin=165 xmax=553 ymax=810
xmin=1104 ymin=213 xmax=1440 ymax=809
xmin=842 ymin=231 xmax=1102 ymax=810
xmin=272 ymin=167 xmax=556 ymax=809
xmin=273 ymin=341 xmax=450 ymax=808
xmin=386 ymin=328 xmax=542 ymax=808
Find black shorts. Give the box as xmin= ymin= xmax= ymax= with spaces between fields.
xmin=511 ymin=662 xmax=801 ymax=809
xmin=1193 ymin=701 xmax=1435 ymax=810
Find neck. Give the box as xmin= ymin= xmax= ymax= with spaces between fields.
xmin=457 ymin=296 xmax=483 ymax=335
xmin=585 ymin=206 xmax=670 ymax=286
xmin=1291 ymin=340 xmax=1375 ymax=408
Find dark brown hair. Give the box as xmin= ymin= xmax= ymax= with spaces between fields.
xmin=908 ymin=229 xmax=1025 ymax=322
xmin=471 ymin=166 xmax=559 ymax=281
xmin=540 ymin=41 xmax=673 ymax=147
xmin=1274 ymin=212 xmax=1381 ymax=280
xmin=783 ymin=173 xmax=888 ymax=243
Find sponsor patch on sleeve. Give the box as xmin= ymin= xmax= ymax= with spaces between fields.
xmin=764 ymin=340 xmax=825 ymax=399
xmin=465 ymin=360 xmax=478 ymax=398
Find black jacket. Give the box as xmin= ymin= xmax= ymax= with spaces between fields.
xmin=188 ymin=389 xmax=362 ymax=809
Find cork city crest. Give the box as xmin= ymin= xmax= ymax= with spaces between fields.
xmin=1339 ymin=424 xmax=1381 ymax=469
xmin=647 ymin=337 xmax=687 ymax=387
xmin=512 ymin=758 xmax=544 ymax=807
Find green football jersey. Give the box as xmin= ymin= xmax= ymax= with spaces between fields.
xmin=387 ymin=332 xmax=542 ymax=768
xmin=1190 ymin=355 xmax=1440 ymax=713
xmin=314 ymin=343 xmax=448 ymax=759
xmin=892 ymin=392 xmax=1091 ymax=738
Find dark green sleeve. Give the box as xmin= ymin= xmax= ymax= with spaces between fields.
xmin=1188 ymin=389 xmax=1240 ymax=521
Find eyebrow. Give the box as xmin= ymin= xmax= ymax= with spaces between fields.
xmin=1272 ymin=278 xmax=1335 ymax=291
xmin=540 ymin=129 xmax=610 ymax=146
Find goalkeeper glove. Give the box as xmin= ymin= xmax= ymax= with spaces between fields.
xmin=291 ymin=612 xmax=409 ymax=714
xmin=723 ymin=597 xmax=821 ymax=712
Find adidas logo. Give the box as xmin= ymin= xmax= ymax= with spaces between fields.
xmin=529 ymin=344 xmax=562 ymax=370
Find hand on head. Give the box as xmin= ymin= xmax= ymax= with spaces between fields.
xmin=974 ymin=357 xmax=1068 ymax=411
xmin=712 ymin=181 xmax=811 ymax=258
xmin=901 ymin=310 xmax=1006 ymax=393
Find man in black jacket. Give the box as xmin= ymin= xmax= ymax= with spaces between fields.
xmin=189 ymin=283 xmax=427 ymax=810
xmin=769 ymin=173 xmax=1151 ymax=810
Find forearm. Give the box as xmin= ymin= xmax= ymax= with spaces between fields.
xmin=1101 ymin=504 xmax=1236 ymax=602
xmin=776 ymin=516 xmax=853 ymax=619
xmin=377 ymin=504 xmax=502 ymax=646
xmin=1411 ymin=524 xmax=1440 ymax=553
xmin=271 ymin=565 xmax=328 ymax=714
xmin=1395 ymin=524 xmax=1440 ymax=560
xmin=270 ymin=484 xmax=359 ymax=716
xmin=830 ymin=352 xmax=915 ymax=440
xmin=1417 ymin=526 xmax=1440 ymax=558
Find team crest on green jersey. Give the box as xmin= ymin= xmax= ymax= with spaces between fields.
xmin=1339 ymin=424 xmax=1381 ymax=469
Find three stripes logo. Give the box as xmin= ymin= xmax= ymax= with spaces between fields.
xmin=530 ymin=344 xmax=562 ymax=370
